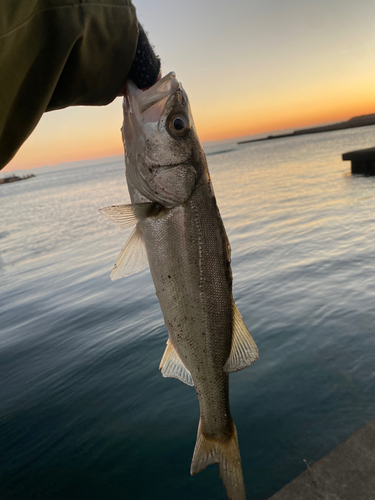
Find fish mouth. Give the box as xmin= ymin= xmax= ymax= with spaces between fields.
xmin=123 ymin=72 xmax=180 ymax=127
xmin=126 ymin=72 xmax=180 ymax=113
xmin=122 ymin=72 xmax=180 ymax=147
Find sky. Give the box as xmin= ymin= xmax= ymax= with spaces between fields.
xmin=4 ymin=0 xmax=375 ymax=171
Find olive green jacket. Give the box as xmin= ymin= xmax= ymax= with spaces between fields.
xmin=0 ymin=0 xmax=139 ymax=169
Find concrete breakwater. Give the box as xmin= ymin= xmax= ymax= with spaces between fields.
xmin=268 ymin=418 xmax=375 ymax=500
xmin=342 ymin=147 xmax=375 ymax=176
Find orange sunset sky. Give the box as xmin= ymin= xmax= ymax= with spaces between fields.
xmin=4 ymin=0 xmax=375 ymax=172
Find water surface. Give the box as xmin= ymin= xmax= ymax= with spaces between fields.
xmin=1 ymin=126 xmax=375 ymax=499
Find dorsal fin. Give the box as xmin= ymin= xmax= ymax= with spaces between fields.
xmin=224 ymin=303 xmax=259 ymax=373
xmin=159 ymin=340 xmax=194 ymax=386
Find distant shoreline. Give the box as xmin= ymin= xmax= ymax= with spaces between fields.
xmin=0 ymin=174 xmax=35 ymax=185
xmin=238 ymin=113 xmax=375 ymax=145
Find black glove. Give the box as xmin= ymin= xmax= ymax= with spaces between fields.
xmin=128 ymin=24 xmax=161 ymax=89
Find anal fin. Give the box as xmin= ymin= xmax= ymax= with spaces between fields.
xmin=224 ymin=303 xmax=259 ymax=373
xmin=159 ymin=340 xmax=194 ymax=386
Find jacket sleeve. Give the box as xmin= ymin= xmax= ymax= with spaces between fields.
xmin=0 ymin=0 xmax=139 ymax=169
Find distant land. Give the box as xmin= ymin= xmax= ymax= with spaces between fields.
xmin=238 ymin=113 xmax=375 ymax=145
xmin=0 ymin=173 xmax=35 ymax=185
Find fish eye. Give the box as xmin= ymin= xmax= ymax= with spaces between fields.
xmin=173 ymin=117 xmax=185 ymax=130
xmin=167 ymin=113 xmax=190 ymax=138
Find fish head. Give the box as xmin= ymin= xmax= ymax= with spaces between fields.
xmin=122 ymin=72 xmax=204 ymax=207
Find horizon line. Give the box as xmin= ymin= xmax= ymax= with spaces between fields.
xmin=3 ymin=111 xmax=375 ymax=174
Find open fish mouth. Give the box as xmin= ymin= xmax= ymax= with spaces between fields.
xmin=127 ymin=71 xmax=180 ymax=112
xmin=123 ymin=72 xmax=180 ymax=139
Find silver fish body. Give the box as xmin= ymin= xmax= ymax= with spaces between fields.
xmin=100 ymin=72 xmax=259 ymax=500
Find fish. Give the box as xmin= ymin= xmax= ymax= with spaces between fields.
xmin=99 ymin=72 xmax=259 ymax=500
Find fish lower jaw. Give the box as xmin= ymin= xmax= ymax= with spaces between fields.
xmin=143 ymin=160 xmax=194 ymax=178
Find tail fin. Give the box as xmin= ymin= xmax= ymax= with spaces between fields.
xmin=190 ymin=419 xmax=246 ymax=500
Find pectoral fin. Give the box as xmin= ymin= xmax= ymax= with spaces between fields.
xmin=99 ymin=203 xmax=164 ymax=228
xmin=110 ymin=226 xmax=148 ymax=280
xmin=224 ymin=304 xmax=259 ymax=373
xmin=159 ymin=340 xmax=194 ymax=386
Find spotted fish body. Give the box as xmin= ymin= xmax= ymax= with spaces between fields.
xmin=100 ymin=72 xmax=259 ymax=500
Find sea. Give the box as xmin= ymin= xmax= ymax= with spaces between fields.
xmin=1 ymin=126 xmax=375 ymax=500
